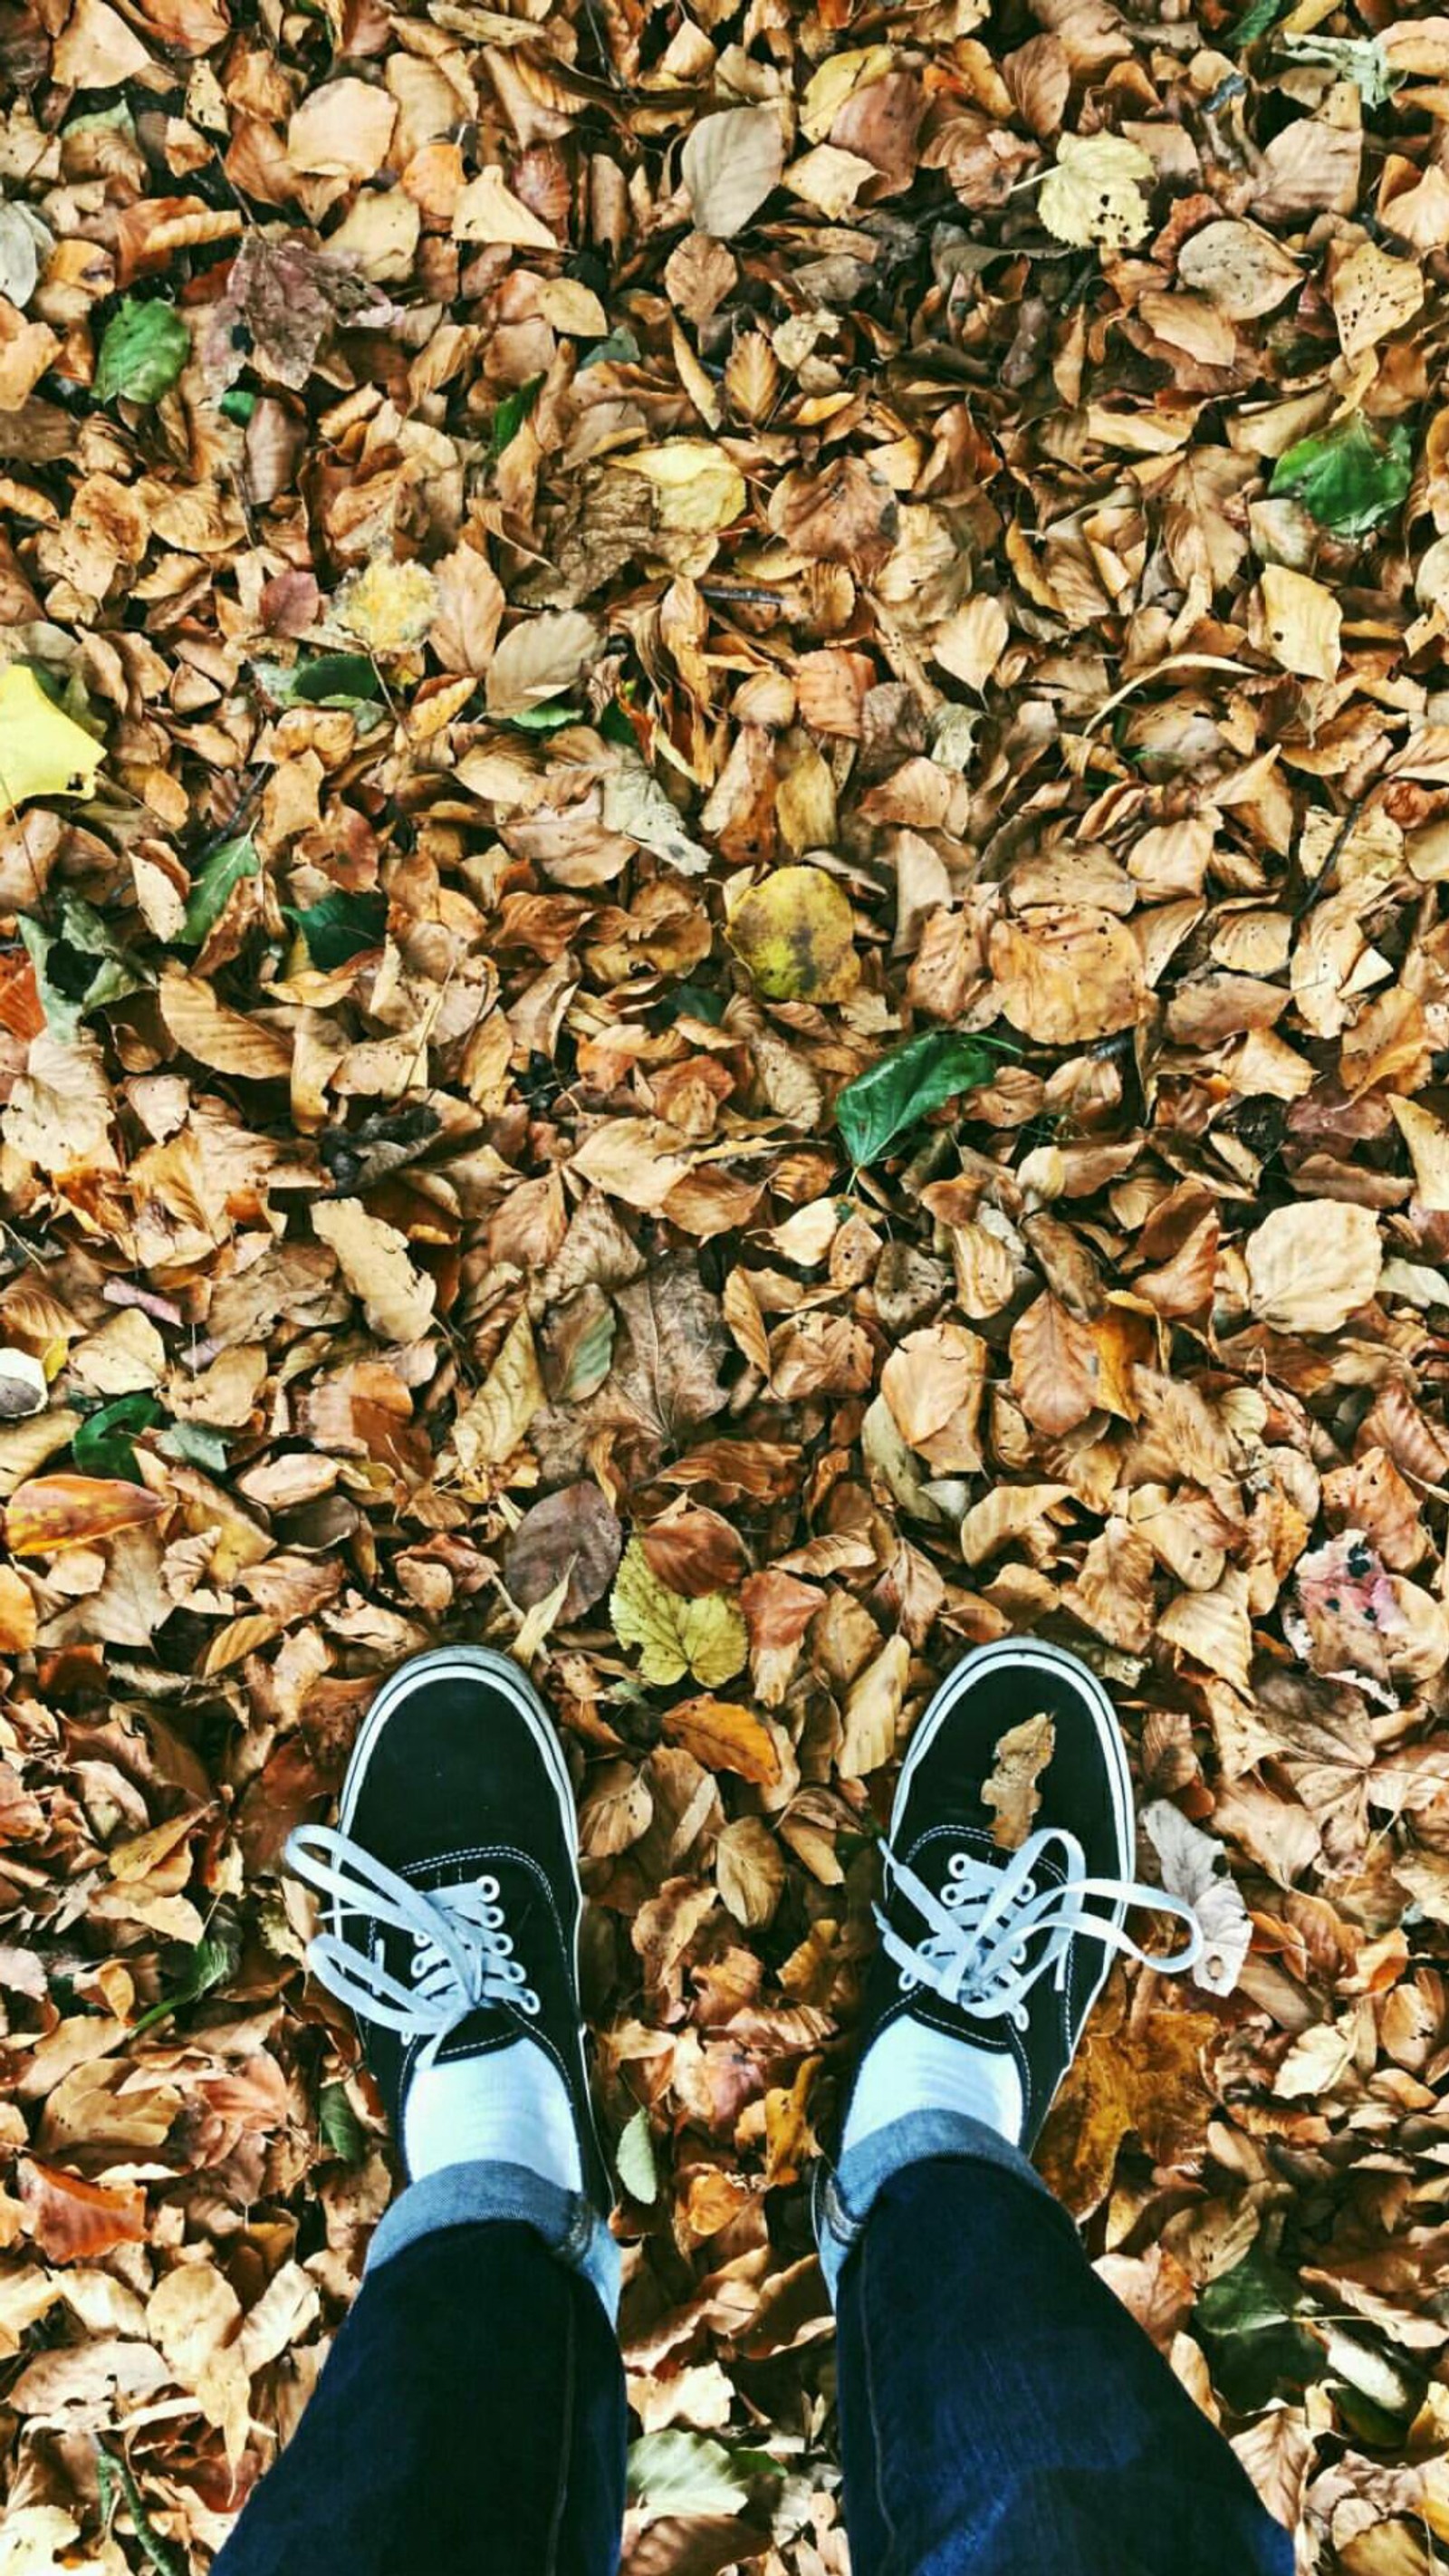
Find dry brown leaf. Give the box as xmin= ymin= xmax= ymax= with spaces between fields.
xmin=982 ymin=1712 xmax=1055 ymax=1850
xmin=312 ymin=1199 xmax=437 ymax=1346
xmin=1245 ymin=1200 xmax=1383 ymax=1334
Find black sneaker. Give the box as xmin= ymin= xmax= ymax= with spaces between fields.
xmin=833 ymin=1638 xmax=1202 ymax=2164
xmin=286 ymin=1647 xmax=609 ymax=2215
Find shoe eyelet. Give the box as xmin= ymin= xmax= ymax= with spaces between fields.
xmin=522 ymin=1990 xmax=541 ymax=2015
xmin=477 ymin=1874 xmax=500 ymax=1901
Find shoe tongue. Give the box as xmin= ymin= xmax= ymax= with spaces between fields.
xmin=429 ymin=2002 xmax=523 ymax=2059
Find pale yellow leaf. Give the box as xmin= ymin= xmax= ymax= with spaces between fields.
xmin=312 ymin=1198 xmax=437 ymax=1344
xmin=452 ymin=1311 xmax=543 ymax=1472
xmin=612 ymin=440 xmax=746 ymax=533
xmin=681 ymin=106 xmax=785 ymax=240
xmin=1039 ymin=133 xmax=1153 ymax=251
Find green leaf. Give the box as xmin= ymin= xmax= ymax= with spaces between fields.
xmin=490 ymin=373 xmax=543 ymax=459
xmin=158 ymin=1420 xmax=229 ymax=1473
xmin=97 ymin=2442 xmax=188 ymax=2576
xmin=21 ymin=890 xmax=148 ymax=1038
xmin=180 ymin=831 xmax=260 ymax=947
xmin=626 ymin=2432 xmax=750 ymax=2516
xmin=285 ymin=889 xmax=388 ymax=969
xmin=288 ymin=653 xmax=382 ymax=706
xmin=509 ymin=698 xmax=581 ymax=733
xmin=254 ymin=653 xmax=383 ymax=713
xmin=1198 ymin=2245 xmax=1305 ymax=2340
xmin=94 ymin=297 xmax=190 ymax=407
xmin=130 ymin=1921 xmax=241 ymax=2038
xmin=320 ymin=2081 xmax=367 ymax=2164
xmin=1196 ymin=2244 xmax=1324 ymax=2410
xmin=1230 ymin=0 xmax=1284 ymax=45
xmin=1277 ymin=31 xmax=1397 ymax=104
xmin=219 ymin=387 xmax=256 ymax=425
xmin=579 ymin=325 xmax=640 ymax=372
xmin=616 ymin=2103 xmax=658 ymax=2205
xmin=835 ymin=1030 xmax=999 ymax=1167
xmin=1270 ymin=413 xmax=1413 ymax=540
xmin=74 ymin=1392 xmax=161 ymax=1484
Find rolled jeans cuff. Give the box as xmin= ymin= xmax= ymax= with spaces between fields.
xmin=367 ymin=2163 xmax=621 ymax=2325
xmin=814 ymin=2110 xmax=1060 ymax=2307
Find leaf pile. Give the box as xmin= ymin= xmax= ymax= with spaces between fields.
xmin=2 ymin=0 xmax=1449 ymax=2566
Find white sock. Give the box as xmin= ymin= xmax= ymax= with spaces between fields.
xmin=841 ymin=2019 xmax=1023 ymax=2157
xmin=403 ymin=2035 xmax=583 ymax=2191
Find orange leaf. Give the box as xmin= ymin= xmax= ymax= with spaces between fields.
xmin=1008 ymin=1293 xmax=1099 ymax=1437
xmin=5 ymin=1474 xmax=167 ymax=1557
xmin=663 ymin=1694 xmax=782 ymax=1786
xmin=19 ymin=2158 xmax=147 ymax=2263
xmin=1036 ymin=2008 xmax=1220 ymax=2216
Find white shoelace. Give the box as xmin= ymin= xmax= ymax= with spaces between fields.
xmin=287 ymin=1824 xmax=541 ymax=2068
xmin=878 ymin=1826 xmax=1204 ymax=2032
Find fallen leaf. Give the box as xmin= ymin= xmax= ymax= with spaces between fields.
xmin=1245 ymin=1199 xmax=1382 ymax=1333
xmin=610 ymin=1540 xmax=748 ymax=1688
xmin=681 ymin=109 xmax=785 ymax=240
xmin=312 ymin=1198 xmax=437 ymax=1345
xmin=1040 ymin=133 xmax=1153 ymax=250
xmin=0 ymin=668 xmax=104 ymax=810
xmin=726 ymin=866 xmax=859 ymax=1002
xmin=982 ymin=1711 xmax=1055 ymax=1850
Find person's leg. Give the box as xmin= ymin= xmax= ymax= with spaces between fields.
xmin=814 ymin=1638 xmax=1291 ymax=2576
xmin=832 ymin=2155 xmax=1291 ymax=2576
xmin=216 ymin=2219 xmax=626 ymax=2576
xmin=215 ymin=1647 xmax=626 ymax=2572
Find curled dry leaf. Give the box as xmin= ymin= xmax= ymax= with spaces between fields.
xmin=1140 ymin=1802 xmax=1251 ymax=1996
xmin=312 ymin=1199 xmax=436 ymax=1346
xmin=983 ymin=1713 xmax=1055 ymax=1850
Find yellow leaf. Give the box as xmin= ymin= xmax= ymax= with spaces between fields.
xmin=0 ymin=667 xmax=105 ymax=812
xmin=609 ymin=1537 xmax=747 ymax=1687
xmin=612 ymin=440 xmax=746 ymax=533
xmin=312 ymin=1198 xmax=437 ymax=1345
xmin=452 ymin=1311 xmax=543 ymax=1473
xmin=664 ymin=1693 xmax=782 ymax=1785
xmin=336 ymin=556 xmax=437 ymax=655
xmin=726 ymin=864 xmax=859 ymax=1002
xmin=1253 ymin=564 xmax=1341 ymax=683
xmin=453 ymin=163 xmax=560 ymax=250
xmin=1038 ymin=134 xmax=1153 ymax=252
xmin=801 ymin=45 xmax=895 ymax=141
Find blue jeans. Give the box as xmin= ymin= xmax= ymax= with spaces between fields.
xmin=216 ymin=2150 xmax=1292 ymax=2575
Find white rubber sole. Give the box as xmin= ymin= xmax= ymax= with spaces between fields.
xmin=891 ymin=1636 xmax=1137 ymax=2035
